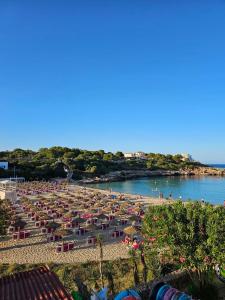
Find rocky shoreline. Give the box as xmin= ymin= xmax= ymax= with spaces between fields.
xmin=79 ymin=167 xmax=225 ymax=184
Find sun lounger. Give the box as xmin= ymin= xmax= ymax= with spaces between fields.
xmin=13 ymin=230 xmax=30 ymax=240
xmin=112 ymin=230 xmax=124 ymax=238
xmin=56 ymin=241 xmax=75 ymax=253
xmin=87 ymin=236 xmax=97 ymax=245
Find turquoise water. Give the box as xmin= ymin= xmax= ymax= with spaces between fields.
xmin=89 ymin=176 xmax=225 ymax=205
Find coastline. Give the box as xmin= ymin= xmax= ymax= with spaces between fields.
xmin=0 ymin=185 xmax=170 ymax=264
xmin=70 ymin=185 xmax=173 ymax=207
xmin=1 ymin=182 xmax=220 ymax=265
xmin=77 ymin=167 xmax=225 ymax=185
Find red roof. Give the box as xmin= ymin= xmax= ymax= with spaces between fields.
xmin=0 ymin=266 xmax=73 ymax=300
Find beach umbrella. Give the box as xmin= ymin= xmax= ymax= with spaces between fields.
xmin=38 ymin=212 xmax=49 ymax=219
xmin=102 ymin=207 xmax=112 ymax=213
xmin=129 ymin=215 xmax=141 ymax=222
xmin=54 ymin=228 xmax=73 ymax=236
xmin=109 ymin=202 xmax=118 ymax=208
xmin=58 ymin=208 xmax=67 ymax=213
xmin=97 ymin=214 xmax=108 ymax=220
xmin=120 ymin=202 xmax=129 ymax=208
xmin=46 ymin=222 xmax=61 ymax=230
xmin=109 ymin=219 xmax=118 ymax=226
xmin=78 ymin=204 xmax=87 ymax=209
xmin=20 ymin=197 xmax=29 ymax=203
xmin=64 ymin=211 xmax=75 ymax=218
xmin=85 ymin=224 xmax=99 ymax=231
xmin=32 ymin=207 xmax=41 ymax=213
xmin=48 ymin=203 xmax=57 ymax=209
xmin=11 ymin=215 xmax=21 ymax=222
xmin=123 ymin=226 xmax=138 ymax=236
xmin=118 ymin=208 xmax=127 ymax=215
xmin=72 ymin=217 xmax=86 ymax=224
xmin=131 ymin=220 xmax=140 ymax=227
xmin=67 ymin=199 xmax=74 ymax=205
xmin=113 ymin=210 xmax=122 ymax=217
xmin=26 ymin=203 xmax=34 ymax=209
xmin=133 ymin=207 xmax=142 ymax=213
xmin=14 ymin=219 xmax=27 ymax=229
xmin=90 ymin=208 xmax=98 ymax=214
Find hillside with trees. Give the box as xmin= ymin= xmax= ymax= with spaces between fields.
xmin=0 ymin=147 xmax=203 ymax=180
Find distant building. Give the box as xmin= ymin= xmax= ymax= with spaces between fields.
xmin=0 ymin=179 xmax=17 ymax=202
xmin=0 ymin=161 xmax=8 ymax=170
xmin=135 ymin=151 xmax=146 ymax=159
xmin=124 ymin=153 xmax=135 ymax=158
xmin=124 ymin=152 xmax=147 ymax=159
xmin=181 ymin=154 xmax=194 ymax=162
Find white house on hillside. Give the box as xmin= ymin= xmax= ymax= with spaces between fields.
xmin=181 ymin=154 xmax=194 ymax=162
xmin=124 ymin=153 xmax=135 ymax=158
xmin=135 ymin=151 xmax=146 ymax=159
xmin=124 ymin=152 xmax=147 ymax=159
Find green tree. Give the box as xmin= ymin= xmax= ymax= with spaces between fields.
xmin=142 ymin=201 xmax=225 ymax=289
xmin=115 ymin=152 xmax=124 ymax=159
xmin=0 ymin=200 xmax=10 ymax=237
xmin=103 ymin=153 xmax=113 ymax=161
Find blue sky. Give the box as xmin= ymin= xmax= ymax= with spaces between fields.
xmin=1 ymin=1 xmax=225 ymax=163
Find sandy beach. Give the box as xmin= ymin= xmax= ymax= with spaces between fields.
xmin=76 ymin=185 xmax=172 ymax=206
xmin=0 ymin=236 xmax=129 ymax=264
xmin=0 ymin=184 xmax=170 ymax=264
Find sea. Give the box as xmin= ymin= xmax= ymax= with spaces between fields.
xmin=89 ymin=164 xmax=225 ymax=205
xmin=209 ymin=164 xmax=225 ymax=169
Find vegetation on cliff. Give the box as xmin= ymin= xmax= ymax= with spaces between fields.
xmin=0 ymin=147 xmax=202 ymax=180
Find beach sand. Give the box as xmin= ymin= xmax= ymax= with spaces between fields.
xmin=0 ymin=236 xmax=129 ymax=264
xmin=0 ymin=185 xmax=171 ymax=264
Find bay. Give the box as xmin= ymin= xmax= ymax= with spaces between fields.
xmin=89 ymin=176 xmax=225 ymax=205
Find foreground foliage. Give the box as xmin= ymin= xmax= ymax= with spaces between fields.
xmin=0 ymin=200 xmax=10 ymax=237
xmin=142 ymin=201 xmax=225 ymax=290
xmin=0 ymin=259 xmax=222 ymax=299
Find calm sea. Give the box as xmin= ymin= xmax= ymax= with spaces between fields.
xmin=208 ymin=164 xmax=225 ymax=169
xmin=89 ymin=175 xmax=225 ymax=205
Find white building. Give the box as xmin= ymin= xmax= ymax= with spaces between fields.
xmin=0 ymin=180 xmax=17 ymax=202
xmin=124 ymin=153 xmax=135 ymax=158
xmin=181 ymin=154 xmax=194 ymax=162
xmin=134 ymin=151 xmax=147 ymax=159
xmin=124 ymin=152 xmax=147 ymax=159
xmin=0 ymin=162 xmax=8 ymax=170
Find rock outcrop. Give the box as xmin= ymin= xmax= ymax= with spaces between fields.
xmin=79 ymin=167 xmax=225 ymax=184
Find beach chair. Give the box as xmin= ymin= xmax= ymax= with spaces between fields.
xmin=87 ymin=236 xmax=97 ymax=245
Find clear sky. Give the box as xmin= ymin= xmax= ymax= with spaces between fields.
xmin=1 ymin=1 xmax=225 ymax=163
